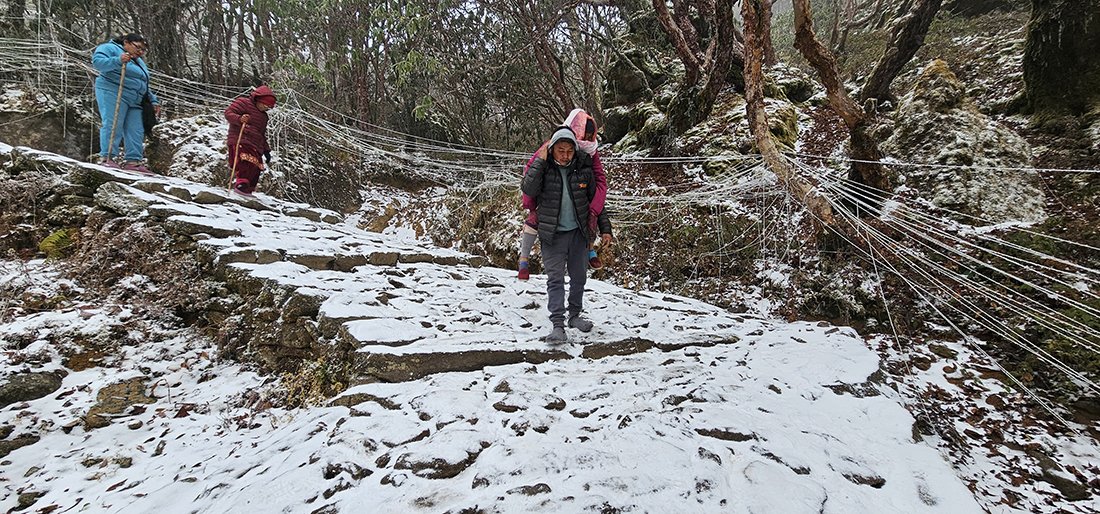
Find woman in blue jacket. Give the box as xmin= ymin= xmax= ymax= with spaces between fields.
xmin=92 ymin=32 xmax=159 ymax=174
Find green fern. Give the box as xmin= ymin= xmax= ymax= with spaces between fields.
xmin=39 ymin=229 xmax=72 ymax=259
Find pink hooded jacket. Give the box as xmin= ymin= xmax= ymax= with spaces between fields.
xmin=522 ymin=109 xmax=606 ymax=218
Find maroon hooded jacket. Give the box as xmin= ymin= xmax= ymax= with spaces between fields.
xmin=224 ymin=85 xmax=275 ymax=155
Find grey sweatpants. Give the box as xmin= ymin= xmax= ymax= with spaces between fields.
xmin=541 ymin=228 xmax=588 ymax=326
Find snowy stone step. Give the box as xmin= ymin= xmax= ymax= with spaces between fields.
xmin=5 ymin=145 xmax=745 ymax=383
xmin=322 ymin=265 xmax=746 ymax=383
xmin=349 ymin=336 xmax=742 ymax=383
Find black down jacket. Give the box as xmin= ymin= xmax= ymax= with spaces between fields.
xmin=521 ymin=150 xmax=612 ymax=243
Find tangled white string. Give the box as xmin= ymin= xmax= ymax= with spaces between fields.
xmin=4 ymin=35 xmax=1100 ymax=429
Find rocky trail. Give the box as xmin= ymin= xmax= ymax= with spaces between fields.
xmin=0 ymin=143 xmax=1096 ymax=513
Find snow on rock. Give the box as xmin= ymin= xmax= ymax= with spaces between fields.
xmin=884 ymin=59 xmax=1045 ymax=224
xmin=151 ymin=114 xmax=231 ymax=185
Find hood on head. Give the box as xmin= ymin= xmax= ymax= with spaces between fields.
xmin=549 ymin=125 xmax=576 ymax=150
xmin=251 ymin=85 xmax=276 ymax=105
xmin=564 ymin=108 xmax=598 ymax=153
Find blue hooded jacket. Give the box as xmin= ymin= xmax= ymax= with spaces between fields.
xmin=92 ymin=40 xmax=159 ymax=108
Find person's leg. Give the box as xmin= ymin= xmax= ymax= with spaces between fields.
xmin=520 ymin=225 xmax=538 ymax=261
xmin=95 ymin=87 xmax=120 ymax=161
xmin=541 ymin=232 xmax=568 ymax=328
xmin=227 ymin=144 xmax=238 ymax=172
xmin=565 ymin=229 xmax=589 ymax=319
xmin=518 ymin=223 xmax=537 ymax=279
xmin=122 ymin=105 xmax=145 ymax=163
xmin=236 ymin=160 xmax=261 ymax=193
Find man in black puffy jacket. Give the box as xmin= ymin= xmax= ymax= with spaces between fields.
xmin=521 ymin=126 xmax=612 ymax=343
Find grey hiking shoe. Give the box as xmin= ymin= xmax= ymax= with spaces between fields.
xmin=568 ymin=314 xmax=593 ymax=333
xmin=545 ymin=325 xmax=568 ymax=343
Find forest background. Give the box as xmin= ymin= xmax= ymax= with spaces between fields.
xmin=6 ymin=0 xmax=1091 ymax=153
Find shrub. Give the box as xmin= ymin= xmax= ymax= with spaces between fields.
xmin=279 ymin=358 xmax=347 ymax=408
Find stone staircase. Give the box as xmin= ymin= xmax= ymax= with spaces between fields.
xmin=3 ymin=143 xmax=745 ymax=384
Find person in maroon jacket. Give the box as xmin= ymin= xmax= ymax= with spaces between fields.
xmin=224 ymin=85 xmax=276 ymax=195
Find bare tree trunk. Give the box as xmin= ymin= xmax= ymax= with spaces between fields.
xmin=699 ymin=0 xmax=741 ymax=109
xmin=743 ymin=0 xmax=835 ymax=225
xmin=1023 ymin=0 xmax=1100 ymax=121
xmin=828 ymin=0 xmax=842 ymax=49
xmin=530 ymin=35 xmax=573 ymax=116
xmin=793 ymin=0 xmax=890 ymax=196
xmin=836 ymin=0 xmax=857 ymax=52
xmin=580 ymin=34 xmax=598 ymax=113
xmin=255 ymin=0 xmax=271 ymax=76
xmin=657 ymin=0 xmax=745 ymax=133
xmin=236 ymin=11 xmax=246 ymax=85
xmin=673 ymin=0 xmax=705 ymax=59
xmin=860 ymin=0 xmax=942 ymax=106
xmin=567 ymin=8 xmax=601 ymax=115
xmin=762 ymin=0 xmax=778 ymax=65
xmin=355 ymin=59 xmax=371 ymax=128
xmin=223 ymin=3 xmax=233 ymax=84
xmin=653 ymin=0 xmax=703 ymax=86
xmin=836 ymin=0 xmax=887 ymax=52
xmin=374 ymin=51 xmax=390 ymax=127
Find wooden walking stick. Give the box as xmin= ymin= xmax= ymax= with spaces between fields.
xmin=228 ymin=120 xmax=248 ymax=192
xmin=106 ymin=62 xmax=127 ymax=164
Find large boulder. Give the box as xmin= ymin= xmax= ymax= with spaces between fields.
xmin=0 ymin=371 xmax=66 ymax=409
xmin=884 ymin=60 xmax=1045 ymax=224
xmin=0 ymin=91 xmax=96 ymax=160
xmin=147 ymin=114 xmax=227 ymax=185
xmin=601 ymin=48 xmax=668 ymax=110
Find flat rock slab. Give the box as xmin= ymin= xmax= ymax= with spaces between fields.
xmin=354 ymin=348 xmax=572 ymax=383
xmin=165 ymin=216 xmax=243 ymax=238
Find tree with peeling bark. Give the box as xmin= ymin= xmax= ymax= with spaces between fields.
xmin=860 ymin=0 xmax=943 ymax=107
xmin=792 ymin=0 xmax=890 ymax=202
xmin=743 ymin=0 xmax=835 ymax=225
xmin=829 ymin=0 xmax=889 ymax=53
xmin=651 ymin=0 xmax=746 ymax=134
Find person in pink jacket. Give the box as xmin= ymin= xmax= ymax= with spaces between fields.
xmin=518 ymin=108 xmax=607 ymax=280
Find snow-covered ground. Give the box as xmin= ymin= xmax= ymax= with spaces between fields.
xmin=0 ymin=145 xmax=1097 ymax=513
xmin=0 ymin=263 xmax=980 ymax=514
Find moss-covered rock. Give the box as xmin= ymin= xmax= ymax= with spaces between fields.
xmin=678 ymin=92 xmax=797 ymax=176
xmin=772 ymin=64 xmax=818 ymax=104
xmin=0 ymin=371 xmax=66 ymax=409
xmin=885 ymin=59 xmax=1044 ymax=223
xmin=602 ymin=48 xmax=667 ymax=109
xmin=608 ymin=103 xmax=670 ymax=153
